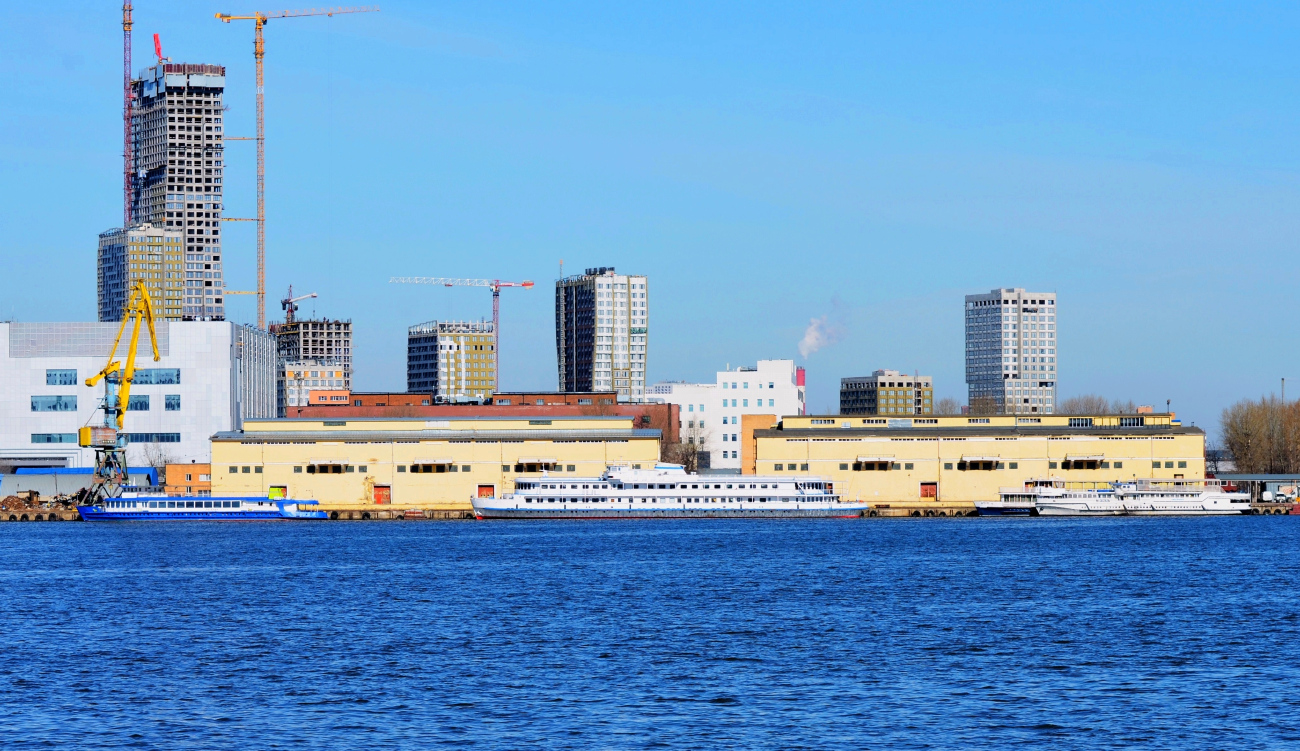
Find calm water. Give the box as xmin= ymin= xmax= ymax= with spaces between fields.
xmin=1 ymin=517 xmax=1298 ymax=749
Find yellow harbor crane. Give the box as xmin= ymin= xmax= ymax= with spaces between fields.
xmin=216 ymin=6 xmax=379 ymax=329
xmin=77 ymin=281 xmax=160 ymax=505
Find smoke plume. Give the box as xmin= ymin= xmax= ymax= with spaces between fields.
xmin=798 ymin=315 xmax=840 ymax=358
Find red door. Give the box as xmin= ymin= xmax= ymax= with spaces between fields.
xmin=920 ymin=482 xmax=938 ymax=498
xmin=374 ymin=485 xmax=391 ymax=504
xmin=478 ymin=484 xmax=495 ymax=498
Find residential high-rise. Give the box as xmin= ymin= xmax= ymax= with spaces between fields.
xmin=556 ymin=267 xmax=648 ymax=402
xmin=127 ymin=62 xmax=227 ymax=320
xmin=648 ymin=360 xmax=805 ymax=471
xmin=839 ymin=370 xmax=933 ymax=415
xmin=406 ymin=320 xmax=496 ymax=403
xmin=965 ymin=288 xmax=1057 ymax=414
xmin=97 ymin=224 xmax=185 ymax=321
xmin=272 ymin=318 xmax=352 ymax=415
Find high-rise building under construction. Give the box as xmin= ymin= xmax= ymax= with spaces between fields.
xmin=99 ymin=63 xmax=227 ymax=322
xmin=272 ymin=318 xmax=353 ymax=416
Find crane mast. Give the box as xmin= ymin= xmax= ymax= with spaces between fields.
xmin=77 ymin=282 xmax=161 ymax=506
xmin=215 ymin=6 xmax=379 ymax=329
xmin=389 ymin=277 xmax=534 ymax=393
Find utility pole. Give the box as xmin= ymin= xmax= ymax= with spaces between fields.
xmin=215 ymin=6 xmax=378 ymax=329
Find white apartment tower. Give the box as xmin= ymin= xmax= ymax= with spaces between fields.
xmin=556 ymin=267 xmax=648 ymax=402
xmin=965 ymin=288 xmax=1057 ymax=414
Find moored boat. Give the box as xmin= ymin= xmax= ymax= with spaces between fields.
xmin=995 ymin=478 xmax=1251 ymax=517
xmin=78 ymin=494 xmax=327 ymax=521
xmin=472 ymin=463 xmax=868 ymax=519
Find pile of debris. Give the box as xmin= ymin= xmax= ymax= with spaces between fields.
xmin=1 ymin=491 xmax=79 ymax=521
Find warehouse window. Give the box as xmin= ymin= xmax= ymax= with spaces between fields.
xmin=1152 ymin=461 xmax=1161 ymax=469
xmin=31 ymin=395 xmax=77 ymax=412
xmin=397 ymin=466 xmax=406 ymax=472
xmin=801 ymin=463 xmax=809 ymax=471
xmin=905 ymin=463 xmax=914 ymax=470
xmin=45 ymin=369 xmax=77 ymax=385
xmin=255 ymin=467 xmax=263 ymax=474
xmin=294 ymin=466 xmax=302 ymax=473
xmin=839 ymin=463 xmax=848 ymax=470
xmin=242 ymin=466 xmax=250 ymax=473
xmin=1178 ymin=461 xmax=1187 ymax=468
xmin=944 ymin=463 xmax=953 ymax=470
xmin=360 ymin=466 xmax=369 ymax=472
xmin=1114 ymin=461 xmax=1123 ymax=469
xmin=229 ymin=466 xmax=237 ymax=473
xmin=567 ymin=465 xmax=576 ymax=472
xmin=1009 ymin=462 xmax=1018 ymax=469
xmin=1049 ymin=462 xmax=1058 ymax=469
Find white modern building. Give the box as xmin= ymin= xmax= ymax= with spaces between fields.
xmin=964 ymin=288 xmax=1058 ymax=414
xmin=648 ymin=359 xmax=805 ymax=471
xmin=0 ymin=321 xmax=274 ymax=472
xmin=557 ymin=266 xmax=649 ymax=402
xmin=406 ymin=319 xmax=497 ymax=403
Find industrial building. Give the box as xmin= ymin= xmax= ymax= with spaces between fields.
xmin=839 ymin=370 xmax=934 ymax=416
xmin=272 ymin=317 xmax=352 ymax=416
xmin=117 ymin=62 xmax=229 ymax=321
xmin=557 ymin=267 xmax=649 ymax=402
xmin=406 ymin=320 xmax=497 ymax=402
xmin=648 ymin=360 xmax=805 ymax=471
xmin=0 ymin=321 xmax=274 ymax=472
xmin=965 ymin=288 xmax=1057 ymax=414
xmin=752 ymin=413 xmax=1202 ymax=510
xmin=211 ymin=415 xmax=661 ymax=509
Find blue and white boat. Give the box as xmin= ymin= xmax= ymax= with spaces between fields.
xmin=78 ymin=494 xmax=327 ymax=521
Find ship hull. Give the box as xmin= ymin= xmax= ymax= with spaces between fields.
xmin=473 ymin=504 xmax=867 ymax=520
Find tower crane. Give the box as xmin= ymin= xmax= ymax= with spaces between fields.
xmin=281 ymin=285 xmax=318 ymax=324
xmin=215 ymin=5 xmax=379 ymax=330
xmin=389 ymin=277 xmax=534 ymax=393
xmin=77 ymin=281 xmax=160 ymax=508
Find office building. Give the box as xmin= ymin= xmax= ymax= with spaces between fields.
xmin=0 ymin=321 xmax=274 ymax=472
xmin=128 ymin=62 xmax=228 ymax=320
xmin=648 ymin=359 xmax=804 ymax=471
xmin=272 ymin=318 xmax=352 ymax=416
xmin=97 ymin=224 xmax=186 ymax=322
xmin=212 ymin=415 xmax=661 ymax=508
xmin=965 ymin=288 xmax=1057 ymax=414
xmin=556 ymin=267 xmax=648 ymax=402
xmin=406 ymin=320 xmax=496 ymax=403
xmin=840 ymin=370 xmax=933 ymax=415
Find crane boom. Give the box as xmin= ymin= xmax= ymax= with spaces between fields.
xmin=389 ymin=276 xmax=534 ymax=394
xmin=215 ymin=6 xmax=378 ymax=329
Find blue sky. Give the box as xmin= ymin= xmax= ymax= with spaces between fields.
xmin=3 ymin=2 xmax=1299 ymax=429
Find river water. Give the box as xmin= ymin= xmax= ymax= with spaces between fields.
xmin=1 ymin=517 xmax=1297 ymax=749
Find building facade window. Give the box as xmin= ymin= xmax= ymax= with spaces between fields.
xmin=31 ymin=395 xmax=77 ymax=412
xmin=133 ymin=368 xmax=182 ymax=385
xmin=31 ymin=433 xmax=77 ymax=444
xmin=46 ymin=369 xmax=78 ymax=386
xmin=128 ymin=395 xmax=151 ymax=411
xmin=165 ymin=395 xmax=182 ymax=411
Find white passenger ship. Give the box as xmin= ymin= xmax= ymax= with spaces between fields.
xmin=995 ymin=479 xmax=1251 ymax=516
xmin=472 ymin=463 xmax=868 ymax=519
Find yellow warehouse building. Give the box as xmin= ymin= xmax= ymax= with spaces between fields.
xmin=212 ymin=416 xmax=661 ymax=511
xmin=754 ymin=413 xmax=1204 ymax=514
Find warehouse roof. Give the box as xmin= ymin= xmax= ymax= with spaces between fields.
xmin=214 ymin=428 xmax=662 ymax=443
xmin=755 ymin=425 xmax=1204 ymax=439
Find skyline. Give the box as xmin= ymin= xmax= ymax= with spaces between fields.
xmin=3 ymin=3 xmax=1300 ymax=429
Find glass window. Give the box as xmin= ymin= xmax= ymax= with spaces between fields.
xmin=294 ymin=466 xmax=303 ymax=473
xmin=127 ymin=394 xmax=150 ymax=411
xmin=31 ymin=395 xmax=77 ymax=412
xmin=46 ymin=369 xmax=77 ymax=385
xmin=133 ymin=368 xmax=181 ymax=385
xmin=165 ymin=394 xmax=181 ymax=411
xmin=31 ymin=433 xmax=77 ymax=444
